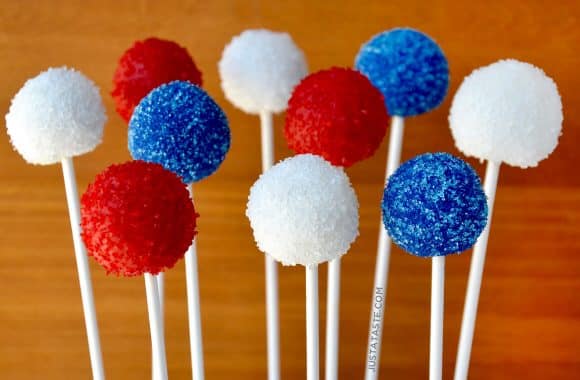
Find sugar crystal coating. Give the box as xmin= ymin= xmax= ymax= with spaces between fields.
xmin=449 ymin=59 xmax=563 ymax=168
xmin=355 ymin=28 xmax=449 ymax=117
xmin=246 ymin=154 xmax=359 ymax=266
xmin=129 ymin=81 xmax=230 ymax=184
xmin=383 ymin=153 xmax=487 ymax=257
xmin=6 ymin=67 xmax=106 ymax=165
xmin=219 ymin=29 xmax=308 ymax=114
xmin=284 ymin=67 xmax=388 ymax=167
xmin=112 ymin=37 xmax=203 ymax=122
xmin=81 ymin=161 xmax=197 ymax=276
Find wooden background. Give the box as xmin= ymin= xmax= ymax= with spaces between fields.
xmin=0 ymin=1 xmax=579 ymax=379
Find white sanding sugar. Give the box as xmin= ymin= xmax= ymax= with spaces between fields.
xmin=449 ymin=59 xmax=563 ymax=168
xmin=6 ymin=67 xmax=107 ymax=165
xmin=219 ymin=29 xmax=308 ymax=115
xmin=246 ymin=154 xmax=359 ymax=267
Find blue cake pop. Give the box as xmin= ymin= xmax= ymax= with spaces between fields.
xmin=129 ymin=81 xmax=230 ymax=184
xmin=355 ymin=28 xmax=449 ymax=117
xmin=383 ymin=153 xmax=487 ymax=257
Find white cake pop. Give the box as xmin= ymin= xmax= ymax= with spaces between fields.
xmin=6 ymin=67 xmax=107 ymax=165
xmin=246 ymin=154 xmax=359 ymax=266
xmin=219 ymin=29 xmax=308 ymax=114
xmin=449 ymin=59 xmax=563 ymax=168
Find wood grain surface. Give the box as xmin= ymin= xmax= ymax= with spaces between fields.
xmin=0 ymin=1 xmax=579 ymax=379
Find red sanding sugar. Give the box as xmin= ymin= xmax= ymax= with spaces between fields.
xmin=81 ymin=161 xmax=197 ymax=276
xmin=112 ymin=37 xmax=203 ymax=122
xmin=284 ymin=67 xmax=388 ymax=167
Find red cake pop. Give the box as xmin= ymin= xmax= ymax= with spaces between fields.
xmin=81 ymin=161 xmax=197 ymax=276
xmin=112 ymin=37 xmax=203 ymax=122
xmin=284 ymin=67 xmax=388 ymax=167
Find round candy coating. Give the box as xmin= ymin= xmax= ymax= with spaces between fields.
xmin=5 ymin=67 xmax=106 ymax=165
xmin=246 ymin=154 xmax=359 ymax=266
xmin=219 ymin=29 xmax=308 ymax=114
xmin=128 ymin=81 xmax=230 ymax=184
xmin=449 ymin=59 xmax=563 ymax=168
xmin=383 ymin=153 xmax=488 ymax=257
xmin=112 ymin=37 xmax=203 ymax=122
xmin=284 ymin=67 xmax=388 ymax=167
xmin=355 ymin=28 xmax=449 ymax=117
xmin=81 ymin=161 xmax=197 ymax=276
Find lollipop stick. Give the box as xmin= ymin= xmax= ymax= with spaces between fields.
xmin=306 ymin=265 xmax=319 ymax=380
xmin=260 ymin=110 xmax=281 ymax=380
xmin=325 ymin=258 xmax=340 ymax=380
xmin=156 ymin=273 xmax=165 ymax=319
xmin=145 ymin=273 xmax=168 ymax=380
xmin=60 ymin=157 xmax=105 ymax=380
xmin=364 ymin=116 xmax=405 ymax=380
xmin=260 ymin=111 xmax=275 ymax=171
xmin=430 ymin=256 xmax=445 ymax=380
xmin=152 ymin=273 xmax=164 ymax=379
xmin=454 ymin=161 xmax=501 ymax=380
xmin=185 ymin=185 xmax=205 ymax=380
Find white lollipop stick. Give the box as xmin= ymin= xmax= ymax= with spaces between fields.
xmin=430 ymin=256 xmax=445 ymax=380
xmin=260 ymin=110 xmax=281 ymax=380
xmin=364 ymin=116 xmax=405 ymax=380
xmin=185 ymin=185 xmax=205 ymax=380
xmin=61 ymin=157 xmax=105 ymax=380
xmin=156 ymin=273 xmax=164 ymax=320
xmin=144 ymin=273 xmax=168 ymax=380
xmin=454 ymin=161 xmax=501 ymax=380
xmin=152 ymin=273 xmax=164 ymax=380
xmin=306 ymin=265 xmax=319 ymax=380
xmin=325 ymin=258 xmax=340 ymax=380
xmin=260 ymin=111 xmax=275 ymax=171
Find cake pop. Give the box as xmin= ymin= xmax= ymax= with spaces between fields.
xmin=6 ymin=67 xmax=106 ymax=165
xmin=129 ymin=80 xmax=230 ymax=380
xmin=247 ymin=154 xmax=359 ymax=380
xmin=384 ymin=153 xmax=487 ymax=380
xmin=5 ymin=66 xmax=106 ymax=380
xmin=450 ymin=59 xmax=563 ymax=380
xmin=112 ymin=37 xmax=202 ymax=122
xmin=355 ymin=28 xmax=449 ymax=117
xmin=80 ymin=161 xmax=197 ymax=276
xmin=355 ymin=29 xmax=450 ymax=380
xmin=450 ymin=59 xmax=562 ymax=168
xmin=383 ymin=153 xmax=488 ymax=256
xmin=219 ymin=29 xmax=307 ymax=380
xmin=129 ymin=81 xmax=230 ymax=183
xmin=247 ymin=154 xmax=359 ymax=266
xmin=219 ymin=29 xmax=307 ymax=115
xmin=285 ymin=67 xmax=388 ymax=167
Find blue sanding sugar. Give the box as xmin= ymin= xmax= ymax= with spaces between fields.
xmin=355 ymin=28 xmax=449 ymax=117
xmin=128 ymin=81 xmax=230 ymax=184
xmin=383 ymin=153 xmax=488 ymax=257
